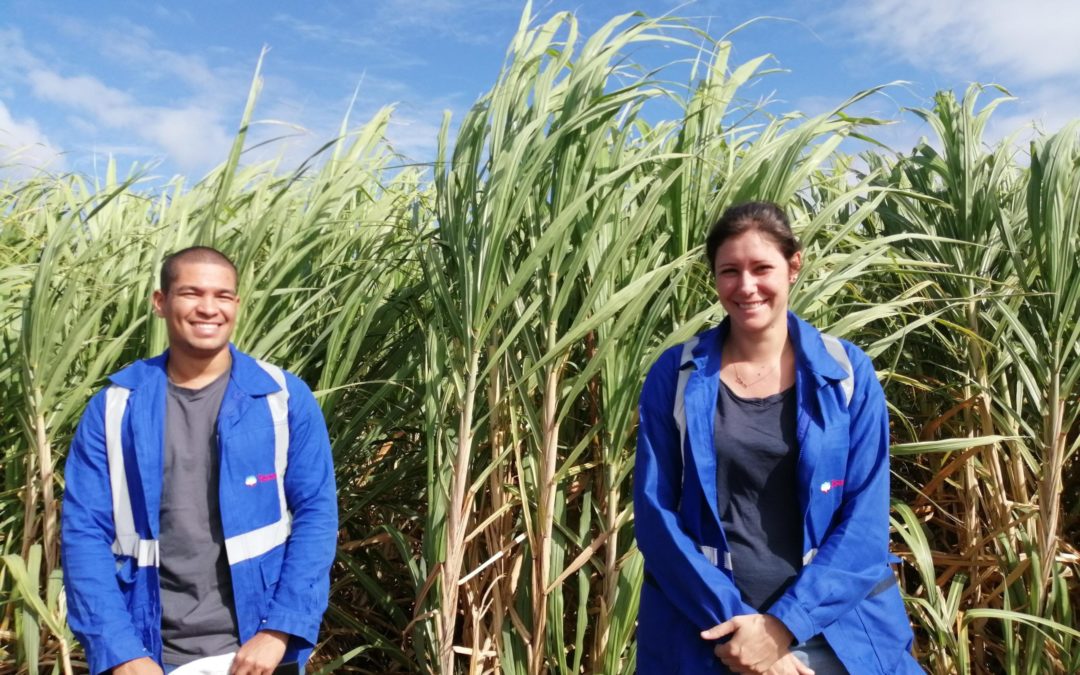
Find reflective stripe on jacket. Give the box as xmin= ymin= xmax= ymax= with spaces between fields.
xmin=62 ymin=345 xmax=338 ymax=675
xmin=634 ymin=312 xmax=923 ymax=674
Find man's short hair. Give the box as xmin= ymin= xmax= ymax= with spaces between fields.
xmin=159 ymin=246 xmax=238 ymax=293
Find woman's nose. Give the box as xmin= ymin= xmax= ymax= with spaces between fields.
xmin=736 ymin=271 xmax=755 ymax=292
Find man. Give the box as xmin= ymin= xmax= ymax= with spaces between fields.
xmin=61 ymin=246 xmax=338 ymax=674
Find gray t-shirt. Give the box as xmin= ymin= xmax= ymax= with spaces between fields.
xmin=714 ymin=377 xmax=846 ymax=669
xmin=160 ymin=371 xmax=241 ymax=666
xmin=714 ymin=380 xmax=802 ymax=611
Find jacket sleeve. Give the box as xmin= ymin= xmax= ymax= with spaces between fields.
xmin=261 ymin=374 xmax=338 ymax=644
xmin=634 ymin=346 xmax=756 ymax=629
xmin=766 ymin=345 xmax=892 ymax=642
xmin=61 ymin=392 xmax=153 ymax=674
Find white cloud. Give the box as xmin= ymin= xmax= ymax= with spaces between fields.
xmin=832 ymin=0 xmax=1080 ymax=142
xmin=984 ymin=82 xmax=1080 ymax=147
xmin=841 ymin=0 xmax=1080 ymax=83
xmin=0 ymin=17 xmax=265 ymax=175
xmin=368 ymin=0 xmax=518 ymax=46
xmin=108 ymin=39 xmax=222 ymax=93
xmin=386 ymin=107 xmax=448 ymax=161
xmin=26 ymin=68 xmax=232 ymax=173
xmin=145 ymin=107 xmax=233 ymax=171
xmin=0 ymin=27 xmax=40 ymax=73
xmin=151 ymin=4 xmax=194 ymax=25
xmin=239 ymin=59 xmax=465 ymax=167
xmin=0 ymin=99 xmax=65 ymax=175
xmin=46 ymin=16 xmax=247 ymax=104
xmin=28 ymin=70 xmax=136 ymax=119
xmin=270 ymin=13 xmax=383 ymax=51
xmin=3 ymin=6 xmax=500 ymax=176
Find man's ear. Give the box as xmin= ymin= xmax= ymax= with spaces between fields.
xmin=151 ymin=289 xmax=165 ymax=317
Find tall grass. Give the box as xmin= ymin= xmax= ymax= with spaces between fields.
xmin=864 ymin=86 xmax=1080 ymax=673
xmin=1 ymin=6 xmax=1078 ymax=674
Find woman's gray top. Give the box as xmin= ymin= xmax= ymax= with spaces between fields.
xmin=713 ymin=379 xmax=847 ymax=672
xmin=713 ymin=380 xmax=801 ymax=611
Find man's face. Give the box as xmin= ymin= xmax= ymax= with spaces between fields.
xmin=152 ymin=260 xmax=239 ymax=360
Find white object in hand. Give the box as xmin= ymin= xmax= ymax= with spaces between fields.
xmin=169 ymin=652 xmax=237 ymax=675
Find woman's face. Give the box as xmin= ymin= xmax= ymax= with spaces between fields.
xmin=713 ymin=230 xmax=801 ymax=336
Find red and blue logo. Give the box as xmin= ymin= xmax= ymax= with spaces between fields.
xmin=819 ymin=479 xmax=844 ymax=493
xmin=244 ymin=473 xmax=277 ymax=487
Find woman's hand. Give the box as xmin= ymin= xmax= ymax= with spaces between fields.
xmin=700 ymin=613 xmax=795 ymax=673
xmin=764 ymin=652 xmax=815 ymax=675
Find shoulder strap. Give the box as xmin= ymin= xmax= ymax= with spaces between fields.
xmin=673 ymin=337 xmax=698 ymax=502
xmin=104 ymin=385 xmax=159 ymax=567
xmin=224 ymin=360 xmax=293 ymax=564
xmin=671 ymin=336 xmax=730 ymax=571
xmin=820 ymin=333 xmax=854 ymax=406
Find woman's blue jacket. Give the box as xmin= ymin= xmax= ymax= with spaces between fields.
xmin=634 ymin=313 xmax=923 ymax=673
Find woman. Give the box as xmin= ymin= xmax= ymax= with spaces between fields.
xmin=634 ymin=202 xmax=922 ymax=674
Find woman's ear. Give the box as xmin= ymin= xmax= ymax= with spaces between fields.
xmin=788 ymin=251 xmax=802 ymax=282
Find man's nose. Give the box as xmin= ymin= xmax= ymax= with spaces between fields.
xmin=195 ymin=296 xmax=217 ymax=314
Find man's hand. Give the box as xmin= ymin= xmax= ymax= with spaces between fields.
xmin=114 ymin=657 xmax=164 ymax=675
xmin=700 ymin=614 xmax=795 ymax=674
xmin=230 ymin=630 xmax=288 ymax=675
xmin=764 ymin=652 xmax=815 ymax=675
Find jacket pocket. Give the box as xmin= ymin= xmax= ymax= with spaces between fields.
xmin=255 ymin=548 xmax=285 ymax=621
xmin=260 ymin=547 xmax=285 ymax=594
xmin=854 ymin=574 xmax=915 ymax=671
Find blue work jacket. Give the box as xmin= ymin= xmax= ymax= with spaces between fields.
xmin=61 ymin=346 xmax=338 ymax=674
xmin=634 ymin=313 xmax=922 ymax=673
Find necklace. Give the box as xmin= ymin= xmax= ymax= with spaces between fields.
xmin=731 ymin=359 xmax=777 ymax=389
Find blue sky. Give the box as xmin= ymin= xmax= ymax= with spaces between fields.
xmin=2 ymin=0 xmax=1078 ymax=181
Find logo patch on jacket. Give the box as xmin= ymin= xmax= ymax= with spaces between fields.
xmin=820 ymin=479 xmax=844 ymax=493
xmin=244 ymin=473 xmax=277 ymax=487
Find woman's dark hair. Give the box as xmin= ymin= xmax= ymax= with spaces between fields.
xmin=704 ymin=201 xmax=801 ymax=273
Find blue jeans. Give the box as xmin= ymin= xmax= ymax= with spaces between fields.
xmin=791 ymin=636 xmax=849 ymax=674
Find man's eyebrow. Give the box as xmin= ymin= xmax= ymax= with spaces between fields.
xmin=173 ymin=284 xmax=237 ymax=294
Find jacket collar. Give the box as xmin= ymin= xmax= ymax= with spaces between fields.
xmin=108 ymin=343 xmax=282 ymax=395
xmin=688 ymin=311 xmax=848 ymax=383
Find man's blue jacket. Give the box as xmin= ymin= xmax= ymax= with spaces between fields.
xmin=61 ymin=345 xmax=338 ymax=674
xmin=634 ymin=313 xmax=922 ymax=673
